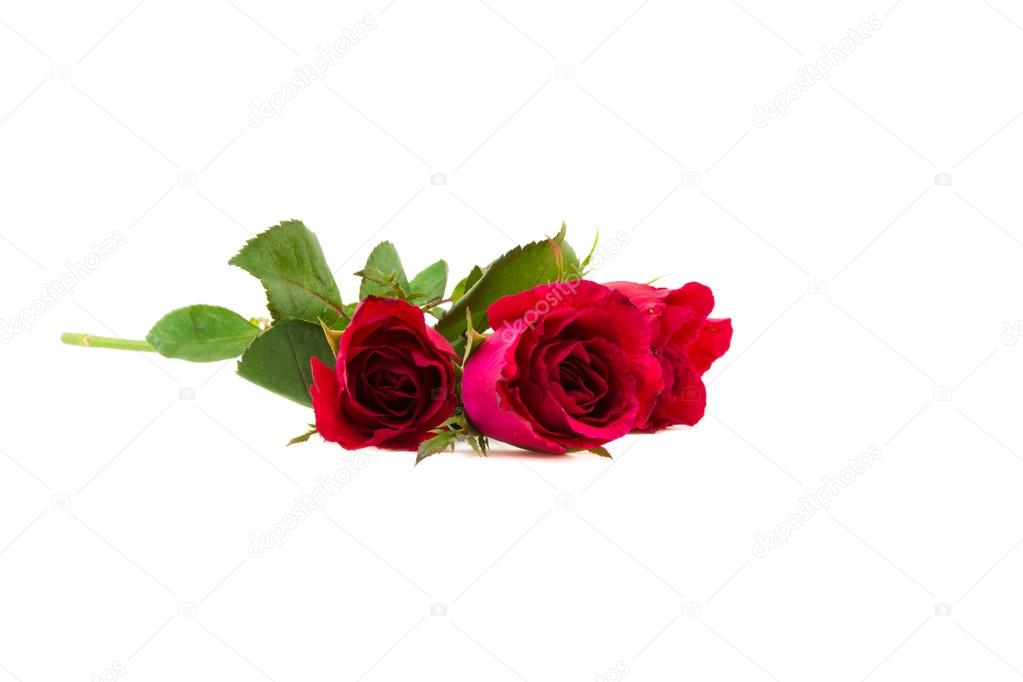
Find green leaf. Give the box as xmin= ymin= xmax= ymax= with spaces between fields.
xmin=359 ymin=241 xmax=410 ymax=299
xmin=236 ymin=319 xmax=334 ymax=407
xmin=435 ymin=225 xmax=580 ymax=353
xmin=229 ymin=220 xmax=348 ymax=328
xmin=450 ymin=264 xmax=484 ymax=301
xmin=145 ymin=305 xmax=260 ymax=362
xmin=416 ymin=429 xmax=456 ymax=465
xmin=409 ymin=259 xmax=448 ymax=302
xmin=466 ymin=265 xmax=486 ymax=288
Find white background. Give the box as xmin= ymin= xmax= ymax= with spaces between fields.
xmin=2 ymin=1 xmax=1023 ymax=680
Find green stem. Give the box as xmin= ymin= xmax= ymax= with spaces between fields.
xmin=60 ymin=332 xmax=155 ymax=352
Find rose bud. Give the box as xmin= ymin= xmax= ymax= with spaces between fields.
xmin=310 ymin=297 xmax=458 ymax=450
xmin=605 ymin=281 xmax=732 ymax=431
xmin=462 ymin=280 xmax=662 ymax=454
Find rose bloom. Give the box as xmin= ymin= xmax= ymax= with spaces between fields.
xmin=606 ymin=281 xmax=732 ymax=431
xmin=310 ymin=297 xmax=458 ymax=450
xmin=462 ymin=280 xmax=662 ymax=454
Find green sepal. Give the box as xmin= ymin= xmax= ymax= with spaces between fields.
xmin=580 ymin=229 xmax=600 ymax=273
xmin=359 ymin=241 xmax=410 ymax=299
xmin=287 ymin=425 xmax=318 ymax=446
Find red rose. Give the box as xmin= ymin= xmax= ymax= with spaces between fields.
xmin=310 ymin=297 xmax=458 ymax=450
xmin=605 ymin=281 xmax=732 ymax=431
xmin=462 ymin=281 xmax=662 ymax=454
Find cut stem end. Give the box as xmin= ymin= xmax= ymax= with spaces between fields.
xmin=60 ymin=333 xmax=155 ymax=352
